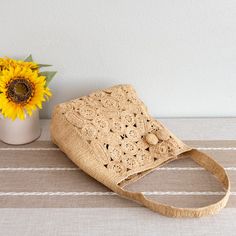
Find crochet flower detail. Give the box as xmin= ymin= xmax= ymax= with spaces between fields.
xmin=108 ymin=161 xmax=126 ymax=175
xmin=122 ymin=155 xmax=138 ymax=169
xmin=108 ymin=145 xmax=122 ymax=161
xmin=78 ymin=105 xmax=96 ymax=119
xmin=63 ymin=85 xmax=183 ymax=177
xmin=92 ymin=117 xmax=109 ymax=133
xmin=101 ymin=97 xmax=118 ymax=109
xmin=81 ymin=124 xmax=97 ymax=140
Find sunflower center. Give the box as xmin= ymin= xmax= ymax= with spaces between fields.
xmin=6 ymin=78 xmax=34 ymax=104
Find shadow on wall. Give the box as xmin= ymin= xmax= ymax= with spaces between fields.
xmin=39 ymin=77 xmax=123 ymax=118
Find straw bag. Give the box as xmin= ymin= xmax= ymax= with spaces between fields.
xmin=51 ymin=84 xmax=230 ymax=218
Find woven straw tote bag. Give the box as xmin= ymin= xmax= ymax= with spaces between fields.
xmin=51 ymin=84 xmax=230 ymax=218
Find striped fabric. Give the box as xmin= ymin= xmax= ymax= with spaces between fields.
xmin=0 ymin=140 xmax=235 ymax=208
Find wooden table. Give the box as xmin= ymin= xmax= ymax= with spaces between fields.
xmin=0 ymin=118 xmax=235 ymax=235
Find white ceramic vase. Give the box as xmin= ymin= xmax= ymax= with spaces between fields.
xmin=0 ymin=109 xmax=41 ymax=145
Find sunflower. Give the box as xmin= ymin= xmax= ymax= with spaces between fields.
xmin=0 ymin=65 xmax=51 ymax=120
xmin=0 ymin=57 xmax=38 ymax=72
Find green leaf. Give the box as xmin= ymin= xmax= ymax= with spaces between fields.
xmin=24 ymin=54 xmax=33 ymax=62
xmin=38 ymin=64 xmax=52 ymax=68
xmin=39 ymin=71 xmax=57 ymax=86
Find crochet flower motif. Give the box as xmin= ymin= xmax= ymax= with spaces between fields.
xmin=63 ymin=85 xmax=182 ymax=178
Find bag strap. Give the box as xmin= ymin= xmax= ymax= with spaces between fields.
xmin=115 ymin=149 xmax=230 ymax=218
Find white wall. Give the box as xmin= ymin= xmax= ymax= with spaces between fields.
xmin=1 ymin=0 xmax=236 ymax=118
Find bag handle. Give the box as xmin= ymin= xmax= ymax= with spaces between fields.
xmin=115 ymin=149 xmax=230 ymax=217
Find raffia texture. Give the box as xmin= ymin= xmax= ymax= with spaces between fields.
xmin=51 ymin=84 xmax=230 ymax=218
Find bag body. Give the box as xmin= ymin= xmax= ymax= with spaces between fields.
xmin=51 ymin=84 xmax=230 ymax=218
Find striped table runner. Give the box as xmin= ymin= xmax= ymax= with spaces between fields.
xmin=0 ymin=140 xmax=235 ymax=209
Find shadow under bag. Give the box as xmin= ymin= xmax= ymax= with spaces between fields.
xmin=51 ymin=84 xmax=230 ymax=218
